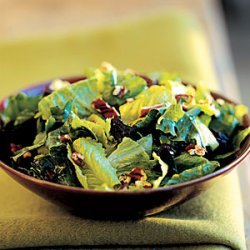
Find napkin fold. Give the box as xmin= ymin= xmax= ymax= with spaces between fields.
xmin=0 ymin=9 xmax=246 ymax=250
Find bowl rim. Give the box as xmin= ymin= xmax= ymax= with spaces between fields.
xmin=0 ymin=76 xmax=249 ymax=195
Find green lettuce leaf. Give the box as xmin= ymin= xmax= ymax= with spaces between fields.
xmin=136 ymin=134 xmax=153 ymax=156
xmin=174 ymin=108 xmax=218 ymax=150
xmin=71 ymin=114 xmax=109 ymax=147
xmin=134 ymin=109 xmax=162 ymax=129
xmin=38 ymin=78 xmax=100 ymax=120
xmin=156 ymin=103 xmax=184 ymax=136
xmin=210 ymin=103 xmax=239 ymax=136
xmin=73 ymin=138 xmax=119 ymax=189
xmin=85 ymin=64 xmax=146 ymax=106
xmin=152 ymin=152 xmax=169 ymax=188
xmin=120 ymin=85 xmax=174 ymax=124
xmin=108 ymin=137 xmax=151 ymax=175
xmin=102 ymin=73 xmax=147 ymax=106
xmin=1 ymin=93 xmax=41 ymax=126
xmin=175 ymin=108 xmax=201 ymax=141
xmin=214 ymin=127 xmax=250 ymax=159
xmin=192 ymin=117 xmax=219 ymax=150
xmin=166 ymin=161 xmax=220 ymax=185
xmin=174 ymin=153 xmax=211 ymax=173
xmin=199 ymin=113 xmax=212 ymax=127
xmin=45 ymin=102 xmax=72 ymax=132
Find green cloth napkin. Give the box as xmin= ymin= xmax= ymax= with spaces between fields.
xmin=0 ymin=9 xmax=246 ymax=250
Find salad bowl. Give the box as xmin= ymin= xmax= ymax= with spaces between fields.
xmin=0 ymin=76 xmax=249 ymax=219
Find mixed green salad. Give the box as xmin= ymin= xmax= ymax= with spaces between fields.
xmin=0 ymin=62 xmax=249 ymax=190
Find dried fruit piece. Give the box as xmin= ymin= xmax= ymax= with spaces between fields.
xmin=136 ymin=74 xmax=155 ymax=87
xmin=10 ymin=143 xmax=22 ymax=154
xmin=92 ymin=98 xmax=119 ymax=119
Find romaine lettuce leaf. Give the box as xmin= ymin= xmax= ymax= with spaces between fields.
xmin=108 ymin=137 xmax=151 ymax=175
xmin=134 ymin=109 xmax=162 ymax=129
xmin=120 ymin=85 xmax=174 ymax=124
xmin=192 ymin=117 xmax=219 ymax=150
xmin=71 ymin=114 xmax=109 ymax=147
xmin=175 ymin=108 xmax=201 ymax=141
xmin=1 ymin=93 xmax=41 ymax=126
xmin=85 ymin=64 xmax=146 ymax=106
xmin=174 ymin=108 xmax=218 ymax=150
xmin=174 ymin=153 xmax=210 ymax=173
xmin=152 ymin=152 xmax=169 ymax=188
xmin=136 ymin=134 xmax=153 ymax=156
xmin=209 ymin=103 xmax=239 ymax=136
xmin=102 ymin=73 xmax=147 ymax=106
xmin=166 ymin=161 xmax=220 ymax=185
xmin=156 ymin=104 xmax=184 ymax=136
xmin=38 ymin=78 xmax=100 ymax=120
xmin=73 ymin=138 xmax=119 ymax=189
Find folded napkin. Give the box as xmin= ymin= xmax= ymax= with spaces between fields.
xmin=0 ymin=9 xmax=246 ymax=250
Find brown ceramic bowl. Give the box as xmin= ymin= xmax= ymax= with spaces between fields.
xmin=0 ymin=77 xmax=249 ymax=219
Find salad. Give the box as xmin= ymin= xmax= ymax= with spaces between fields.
xmin=0 ymin=62 xmax=249 ymax=190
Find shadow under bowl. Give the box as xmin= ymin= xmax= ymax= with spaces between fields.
xmin=0 ymin=76 xmax=249 ymax=219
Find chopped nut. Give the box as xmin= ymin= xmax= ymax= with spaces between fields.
xmin=59 ymin=134 xmax=72 ymax=143
xmin=187 ymin=149 xmax=196 ymax=156
xmin=142 ymin=181 xmax=153 ymax=189
xmin=23 ymin=152 xmax=32 ymax=159
xmin=198 ymin=99 xmax=211 ymax=105
xmin=101 ymin=62 xmax=114 ymax=71
xmin=216 ymin=98 xmax=225 ymax=106
xmin=71 ymin=152 xmax=84 ymax=166
xmin=126 ymin=98 xmax=134 ymax=103
xmin=49 ymin=79 xmax=70 ymax=91
xmin=135 ymin=180 xmax=152 ymax=189
xmin=119 ymin=174 xmax=131 ymax=184
xmin=194 ymin=145 xmax=206 ymax=156
xmin=113 ymin=85 xmax=127 ymax=98
xmin=187 ymin=144 xmax=206 ymax=156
